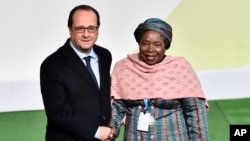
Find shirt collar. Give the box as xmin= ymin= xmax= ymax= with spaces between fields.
xmin=69 ymin=40 xmax=97 ymax=59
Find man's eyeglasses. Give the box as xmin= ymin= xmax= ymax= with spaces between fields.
xmin=73 ymin=26 xmax=98 ymax=33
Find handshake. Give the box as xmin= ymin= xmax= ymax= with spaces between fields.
xmin=96 ymin=126 xmax=117 ymax=141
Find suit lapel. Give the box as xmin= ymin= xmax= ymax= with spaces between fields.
xmin=93 ymin=46 xmax=108 ymax=92
xmin=62 ymin=40 xmax=99 ymax=90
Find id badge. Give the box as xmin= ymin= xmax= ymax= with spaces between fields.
xmin=149 ymin=116 xmax=156 ymax=125
xmin=137 ymin=112 xmax=150 ymax=131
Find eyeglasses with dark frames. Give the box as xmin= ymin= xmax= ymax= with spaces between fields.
xmin=73 ymin=26 xmax=98 ymax=33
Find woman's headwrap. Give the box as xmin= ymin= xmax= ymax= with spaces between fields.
xmin=134 ymin=18 xmax=172 ymax=50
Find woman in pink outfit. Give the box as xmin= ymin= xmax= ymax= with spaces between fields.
xmin=109 ymin=18 xmax=209 ymax=141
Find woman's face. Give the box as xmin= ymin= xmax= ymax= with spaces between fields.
xmin=139 ymin=30 xmax=166 ymax=65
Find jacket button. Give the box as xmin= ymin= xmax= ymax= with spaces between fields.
xmin=75 ymin=136 xmax=82 ymax=140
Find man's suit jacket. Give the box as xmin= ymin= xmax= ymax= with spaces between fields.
xmin=40 ymin=39 xmax=112 ymax=141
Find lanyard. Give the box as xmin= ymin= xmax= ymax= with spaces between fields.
xmin=144 ymin=99 xmax=149 ymax=113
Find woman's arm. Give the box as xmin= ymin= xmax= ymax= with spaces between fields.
xmin=109 ymin=99 xmax=128 ymax=137
xmin=181 ymin=98 xmax=210 ymax=141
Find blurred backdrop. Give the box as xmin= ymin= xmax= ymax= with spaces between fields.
xmin=1 ymin=1 xmax=250 ymax=141
xmin=0 ymin=0 xmax=249 ymax=123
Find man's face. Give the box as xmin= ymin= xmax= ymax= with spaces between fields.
xmin=69 ymin=10 xmax=99 ymax=54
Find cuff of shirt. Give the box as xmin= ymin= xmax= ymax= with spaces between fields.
xmin=94 ymin=127 xmax=100 ymax=138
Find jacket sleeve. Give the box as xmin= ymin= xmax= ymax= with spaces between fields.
xmin=109 ymin=99 xmax=128 ymax=137
xmin=181 ymin=98 xmax=210 ymax=141
xmin=40 ymin=59 xmax=99 ymax=140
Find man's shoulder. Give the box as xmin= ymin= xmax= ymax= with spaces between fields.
xmin=40 ymin=43 xmax=69 ymax=68
xmin=94 ymin=44 xmax=110 ymax=52
xmin=93 ymin=44 xmax=112 ymax=58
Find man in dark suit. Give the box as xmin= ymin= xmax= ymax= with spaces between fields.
xmin=40 ymin=5 xmax=115 ymax=141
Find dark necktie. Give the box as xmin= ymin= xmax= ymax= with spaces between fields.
xmin=84 ymin=56 xmax=98 ymax=86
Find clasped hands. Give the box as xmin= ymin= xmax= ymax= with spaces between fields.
xmin=97 ymin=126 xmax=116 ymax=141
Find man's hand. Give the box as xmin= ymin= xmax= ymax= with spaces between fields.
xmin=106 ymin=128 xmax=116 ymax=141
xmin=96 ymin=126 xmax=111 ymax=140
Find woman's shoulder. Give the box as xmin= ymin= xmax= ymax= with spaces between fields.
xmin=165 ymin=55 xmax=189 ymax=63
xmin=115 ymin=53 xmax=138 ymax=65
xmin=167 ymin=55 xmax=186 ymax=60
